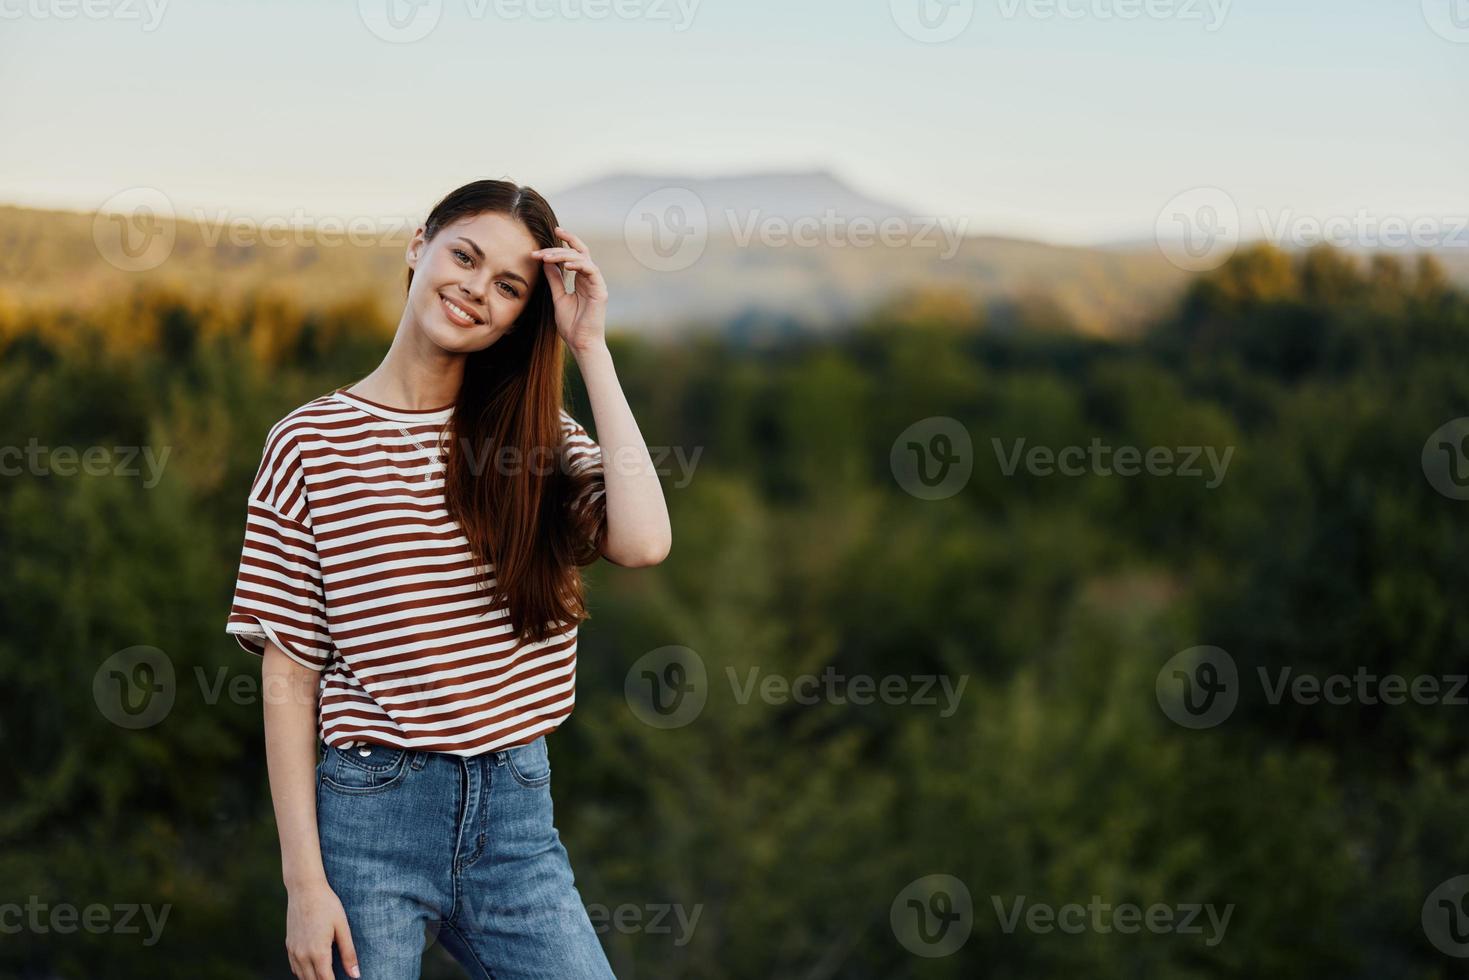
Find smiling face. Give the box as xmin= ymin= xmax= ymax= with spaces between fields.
xmin=404 ymin=211 xmax=543 ymax=354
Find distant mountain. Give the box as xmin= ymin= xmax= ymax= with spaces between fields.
xmin=7 ymin=176 xmax=1461 ymax=342
xmin=548 ymin=169 xmax=925 ymax=238
xmin=539 ymin=170 xmax=1193 ymax=337
xmin=0 ymin=194 xmax=1188 ymax=342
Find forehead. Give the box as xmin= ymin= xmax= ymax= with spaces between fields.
xmin=440 ymin=212 xmax=540 ymax=273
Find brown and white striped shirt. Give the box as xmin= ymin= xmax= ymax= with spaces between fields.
xmin=225 ymin=386 xmax=605 ymax=757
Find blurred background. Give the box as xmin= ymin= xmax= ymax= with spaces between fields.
xmin=3 ymin=1 xmax=1469 ymax=977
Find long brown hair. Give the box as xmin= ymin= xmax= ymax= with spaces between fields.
xmin=405 ymin=179 xmax=607 ymax=647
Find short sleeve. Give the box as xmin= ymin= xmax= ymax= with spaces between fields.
xmin=560 ymin=408 xmax=607 ymax=520
xmin=224 ymin=421 xmax=334 ymax=672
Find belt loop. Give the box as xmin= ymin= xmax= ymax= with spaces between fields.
xmin=494 ymin=749 xmax=507 ymax=767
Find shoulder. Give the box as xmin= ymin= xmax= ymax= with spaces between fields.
xmin=248 ymin=391 xmax=346 ymax=510
xmin=558 ymin=407 xmax=602 ymax=478
xmin=261 ymin=391 xmax=355 ymax=457
xmin=559 ymin=407 xmax=594 ymax=442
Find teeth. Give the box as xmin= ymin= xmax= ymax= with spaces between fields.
xmin=443 ymin=296 xmax=478 ymax=323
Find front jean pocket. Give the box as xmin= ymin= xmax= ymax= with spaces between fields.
xmin=320 ymin=742 xmax=411 ymax=795
xmin=506 ymin=736 xmax=551 ymax=788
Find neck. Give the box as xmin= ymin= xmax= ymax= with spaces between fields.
xmin=353 ymin=319 xmax=466 ymax=410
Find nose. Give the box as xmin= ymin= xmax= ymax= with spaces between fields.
xmin=460 ymin=266 xmax=493 ymax=302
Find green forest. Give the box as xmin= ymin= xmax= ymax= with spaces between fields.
xmin=2 ymin=242 xmax=1467 ymax=978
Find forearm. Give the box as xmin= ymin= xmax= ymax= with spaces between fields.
xmin=261 ymin=640 xmax=328 ymax=891
xmin=571 ymin=341 xmax=672 ymax=566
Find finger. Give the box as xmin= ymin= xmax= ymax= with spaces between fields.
xmin=553 ymin=226 xmax=590 ymax=254
xmin=336 ymin=920 xmax=361 ymax=979
xmin=563 ymin=259 xmax=601 ymax=283
xmin=543 ymin=258 xmax=569 ymax=301
xmin=310 ymin=950 xmax=334 ymax=980
xmin=531 ymin=247 xmax=580 ymax=261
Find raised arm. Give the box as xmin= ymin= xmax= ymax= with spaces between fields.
xmin=572 ymin=341 xmax=673 ymax=568
xmin=533 ymin=225 xmax=672 ymax=569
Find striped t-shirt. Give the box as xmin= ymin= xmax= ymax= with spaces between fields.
xmin=225 ymin=386 xmax=606 ymax=757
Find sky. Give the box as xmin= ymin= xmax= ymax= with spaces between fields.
xmin=1 ymin=0 xmax=1466 ymax=246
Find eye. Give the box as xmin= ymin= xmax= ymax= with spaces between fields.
xmin=452 ymin=248 xmax=472 ymax=265
xmin=498 ymin=282 xmax=520 ymax=298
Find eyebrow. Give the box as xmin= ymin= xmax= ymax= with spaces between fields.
xmin=454 ymin=236 xmax=530 ymax=288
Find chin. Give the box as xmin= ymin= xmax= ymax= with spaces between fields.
xmin=425 ymin=323 xmax=497 ymax=353
xmin=420 ymin=305 xmax=503 ymax=353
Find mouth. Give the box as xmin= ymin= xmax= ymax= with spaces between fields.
xmin=439 ymin=293 xmax=485 ymax=327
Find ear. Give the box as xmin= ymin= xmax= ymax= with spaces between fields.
xmin=405 ymin=224 xmax=427 ymax=269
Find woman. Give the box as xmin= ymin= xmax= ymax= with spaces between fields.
xmin=224 ymin=178 xmax=671 ymax=979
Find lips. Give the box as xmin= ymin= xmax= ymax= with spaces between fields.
xmin=439 ymin=293 xmax=485 ymax=327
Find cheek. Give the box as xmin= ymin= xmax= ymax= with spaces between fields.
xmin=495 ymin=292 xmax=531 ymax=324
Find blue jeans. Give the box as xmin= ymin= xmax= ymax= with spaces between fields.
xmin=315 ymin=735 xmax=616 ymax=979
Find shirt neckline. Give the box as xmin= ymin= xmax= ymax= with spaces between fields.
xmin=331 ymin=386 xmax=455 ymax=425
